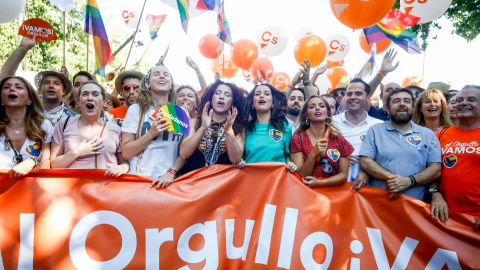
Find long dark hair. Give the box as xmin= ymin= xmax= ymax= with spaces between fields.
xmin=295 ymin=95 xmax=340 ymax=138
xmin=195 ymin=80 xmax=246 ymax=135
xmin=245 ymin=83 xmax=287 ymax=132
xmin=0 ymin=76 xmax=46 ymax=144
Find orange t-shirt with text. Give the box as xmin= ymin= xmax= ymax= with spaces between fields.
xmin=437 ymin=126 xmax=480 ymax=216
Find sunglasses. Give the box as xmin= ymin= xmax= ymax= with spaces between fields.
xmin=415 ymin=91 xmax=422 ymax=98
xmin=319 ymin=157 xmax=332 ymax=173
xmin=333 ymin=90 xmax=346 ymax=97
xmin=13 ymin=153 xmax=23 ymax=165
xmin=122 ymin=85 xmax=140 ymax=92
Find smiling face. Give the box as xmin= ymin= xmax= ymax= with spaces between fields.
xmin=306 ymin=97 xmax=328 ymax=123
xmin=388 ymin=91 xmax=413 ymax=124
xmin=253 ymin=85 xmax=273 ymax=113
xmin=79 ymin=83 xmax=104 ymax=118
xmin=420 ymin=98 xmax=442 ymax=120
xmin=72 ymin=75 xmax=90 ymax=104
xmin=122 ymin=77 xmax=141 ymax=106
xmin=345 ymin=82 xmax=369 ymax=113
xmin=455 ymin=88 xmax=480 ymax=120
xmin=41 ymin=75 xmax=65 ymax=103
xmin=1 ymin=78 xmax=32 ymax=108
xmin=148 ymin=66 xmax=172 ymax=94
xmin=211 ymin=84 xmax=233 ymax=115
xmin=176 ymin=87 xmax=198 ymax=116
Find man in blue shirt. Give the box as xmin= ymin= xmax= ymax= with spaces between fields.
xmin=360 ymin=88 xmax=442 ymax=200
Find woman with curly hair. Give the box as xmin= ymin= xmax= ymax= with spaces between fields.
xmin=413 ymin=89 xmax=453 ymax=134
xmin=290 ymin=96 xmax=354 ymax=188
xmin=0 ymin=76 xmax=53 ymax=176
xmin=121 ymin=65 xmax=185 ymax=188
xmin=180 ymin=81 xmax=245 ymax=174
xmin=242 ymin=84 xmax=297 ymax=172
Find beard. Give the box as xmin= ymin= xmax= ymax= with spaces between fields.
xmin=390 ymin=111 xmax=412 ymax=124
xmin=287 ymin=107 xmax=300 ymax=117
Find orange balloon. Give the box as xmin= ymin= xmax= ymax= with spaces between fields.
xmin=250 ymin=57 xmax=274 ymax=83
xmin=198 ymin=34 xmax=223 ymax=59
xmin=329 ymin=0 xmax=395 ymax=29
xmin=402 ymin=76 xmax=423 ymax=88
xmin=326 ymin=67 xmax=350 ymax=88
xmin=270 ymin=72 xmax=291 ymax=91
xmin=326 ymin=59 xmax=344 ymax=68
xmin=294 ymin=35 xmax=327 ymax=67
xmin=359 ymin=31 xmax=391 ymax=54
xmin=231 ymin=39 xmax=258 ymax=70
xmin=211 ymin=56 xmax=239 ymax=78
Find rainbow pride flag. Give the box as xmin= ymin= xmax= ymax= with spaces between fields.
xmin=217 ymin=0 xmax=232 ymax=45
xmin=146 ymin=14 xmax=167 ymax=40
xmin=196 ymin=0 xmax=221 ymax=12
xmin=151 ymin=104 xmax=190 ymax=135
xmin=84 ymin=0 xmax=114 ymax=77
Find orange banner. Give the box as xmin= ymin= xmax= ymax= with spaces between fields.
xmin=0 ymin=164 xmax=479 ymax=269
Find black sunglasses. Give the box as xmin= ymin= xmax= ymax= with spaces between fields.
xmin=319 ymin=157 xmax=332 ymax=173
xmin=333 ymin=90 xmax=346 ymax=97
xmin=13 ymin=153 xmax=23 ymax=165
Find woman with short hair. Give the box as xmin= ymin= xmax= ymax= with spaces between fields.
xmin=50 ymin=81 xmax=128 ymax=176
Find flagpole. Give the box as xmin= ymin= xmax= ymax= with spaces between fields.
xmin=86 ymin=34 xmax=89 ymax=72
xmin=135 ymin=40 xmax=152 ymax=69
xmin=222 ymin=41 xmax=225 ymax=79
xmin=124 ymin=0 xmax=147 ymax=70
xmin=422 ymin=49 xmax=426 ymax=81
xmin=63 ymin=11 xmax=66 ymax=66
xmin=216 ymin=28 xmax=220 ymax=74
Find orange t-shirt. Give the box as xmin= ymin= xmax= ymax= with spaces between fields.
xmin=108 ymin=105 xmax=127 ymax=127
xmin=437 ymin=126 xmax=480 ymax=216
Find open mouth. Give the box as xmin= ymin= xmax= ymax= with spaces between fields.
xmin=427 ymin=108 xmax=437 ymax=112
xmin=457 ymin=107 xmax=471 ymax=112
xmin=259 ymin=100 xmax=266 ymax=105
xmin=314 ymin=112 xmax=322 ymax=117
xmin=157 ymin=80 xmax=167 ymax=86
xmin=217 ymin=101 xmax=225 ymax=107
xmin=7 ymin=94 xmax=18 ymax=99
xmin=86 ymin=103 xmax=95 ymax=110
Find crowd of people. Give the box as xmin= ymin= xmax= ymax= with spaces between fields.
xmin=1 ymin=36 xmax=479 ymax=231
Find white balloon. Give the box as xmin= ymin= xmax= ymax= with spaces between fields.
xmin=242 ymin=69 xmax=254 ymax=84
xmin=0 ymin=0 xmax=25 ymax=24
xmin=400 ymin=0 xmax=452 ymax=24
xmin=315 ymin=73 xmax=333 ymax=94
xmin=294 ymin=27 xmax=314 ymax=42
xmin=257 ymin=26 xmax=288 ymax=57
xmin=325 ymin=33 xmax=350 ymax=62
xmin=120 ymin=5 xmax=141 ymax=29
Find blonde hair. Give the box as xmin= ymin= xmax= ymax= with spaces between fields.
xmin=413 ymin=89 xmax=453 ymax=128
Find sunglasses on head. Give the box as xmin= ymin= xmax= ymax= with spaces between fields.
xmin=333 ymin=90 xmax=346 ymax=97
xmin=122 ymin=85 xmax=140 ymax=92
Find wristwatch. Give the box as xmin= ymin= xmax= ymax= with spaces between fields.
xmin=303 ymin=79 xmax=312 ymax=86
xmin=428 ymin=187 xmax=441 ymax=194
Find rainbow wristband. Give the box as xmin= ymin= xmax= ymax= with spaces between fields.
xmin=28 ymin=157 xmax=39 ymax=168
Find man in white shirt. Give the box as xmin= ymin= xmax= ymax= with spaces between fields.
xmin=333 ymin=78 xmax=383 ymax=191
xmin=286 ymin=88 xmax=305 ymax=134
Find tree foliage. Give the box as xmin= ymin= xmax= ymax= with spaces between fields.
xmin=393 ymin=0 xmax=480 ymax=50
xmin=0 ymin=0 xmax=149 ymax=83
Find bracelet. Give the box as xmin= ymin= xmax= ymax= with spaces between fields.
xmin=377 ymin=71 xmax=385 ymax=78
xmin=27 ymin=157 xmax=39 ymax=168
xmin=409 ymin=175 xmax=418 ymax=186
xmin=303 ymin=79 xmax=312 ymax=86
xmin=167 ymin=168 xmax=178 ymax=177
xmin=386 ymin=173 xmax=393 ymax=180
xmin=288 ymin=84 xmax=295 ymax=89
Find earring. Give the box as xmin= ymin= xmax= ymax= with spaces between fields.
xmin=26 ymin=102 xmax=31 ymax=105
xmin=326 ymin=117 xmax=332 ymax=125
xmin=305 ymin=119 xmax=310 ymax=125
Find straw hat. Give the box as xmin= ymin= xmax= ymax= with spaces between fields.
xmin=115 ymin=70 xmax=145 ymax=92
xmin=34 ymin=70 xmax=73 ymax=96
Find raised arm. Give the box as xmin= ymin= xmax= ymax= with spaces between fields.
xmin=0 ymin=36 xmax=36 ymax=80
xmin=223 ymin=107 xmax=244 ymax=165
xmin=180 ymin=103 xmax=211 ymax=159
xmin=300 ymin=60 xmax=317 ymax=99
xmin=311 ymin=64 xmax=327 ymax=86
xmin=368 ymin=49 xmax=399 ymax=97
xmin=186 ymin=56 xmax=207 ymax=92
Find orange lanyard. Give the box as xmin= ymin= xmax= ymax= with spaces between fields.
xmin=316 ymin=124 xmax=332 ymax=162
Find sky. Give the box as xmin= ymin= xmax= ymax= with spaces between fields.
xmin=96 ymin=0 xmax=480 ymax=93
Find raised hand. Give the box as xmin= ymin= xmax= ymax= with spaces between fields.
xmin=313 ymin=64 xmax=327 ymax=77
xmin=300 ymin=60 xmax=311 ymax=82
xmin=19 ymin=35 xmax=37 ymax=50
xmin=380 ymin=48 xmax=399 ymax=75
xmin=223 ymin=106 xmax=237 ymax=131
xmin=186 ymin=56 xmax=199 ymax=70
xmin=201 ymin=101 xmax=213 ymax=129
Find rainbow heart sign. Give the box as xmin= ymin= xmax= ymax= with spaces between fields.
xmin=151 ymin=105 xmax=190 ymax=135
xmin=327 ymin=149 xmax=340 ymax=162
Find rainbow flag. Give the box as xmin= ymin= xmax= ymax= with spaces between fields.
xmin=363 ymin=9 xmax=421 ymax=54
xmin=84 ymin=0 xmax=114 ymax=77
xmin=217 ymin=0 xmax=232 ymax=45
xmin=146 ymin=14 xmax=167 ymax=40
xmin=196 ymin=0 xmax=221 ymax=12
xmin=358 ymin=44 xmax=376 ymax=78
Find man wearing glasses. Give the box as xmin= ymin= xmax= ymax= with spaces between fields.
xmin=368 ymin=82 xmax=402 ymax=121
xmin=109 ymin=70 xmax=144 ymax=127
xmin=328 ymin=83 xmax=347 ymax=111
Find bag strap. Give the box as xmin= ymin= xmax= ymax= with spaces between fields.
xmin=438 ymin=126 xmax=450 ymax=141
xmin=135 ymin=106 xmax=146 ymax=175
xmin=63 ymin=115 xmax=71 ymax=133
xmin=95 ymin=120 xmax=108 ymax=169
